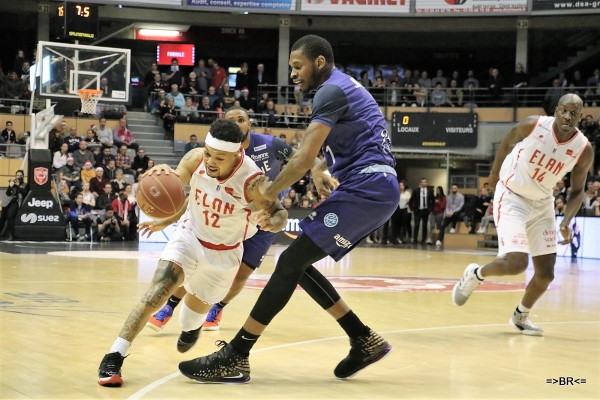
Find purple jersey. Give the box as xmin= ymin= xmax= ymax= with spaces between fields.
xmin=311 ymin=69 xmax=395 ymax=182
xmin=245 ymin=132 xmax=293 ymax=199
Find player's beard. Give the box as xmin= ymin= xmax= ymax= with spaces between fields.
xmin=303 ymin=66 xmax=321 ymax=93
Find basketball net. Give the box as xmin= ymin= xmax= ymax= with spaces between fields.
xmin=77 ymin=89 xmax=103 ymax=115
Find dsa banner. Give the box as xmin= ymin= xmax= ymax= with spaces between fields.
xmin=302 ymin=0 xmax=410 ymax=13
xmin=532 ymin=0 xmax=600 ymax=10
xmin=415 ymin=0 xmax=526 ymax=13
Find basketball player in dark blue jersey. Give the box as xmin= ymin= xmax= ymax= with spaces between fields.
xmin=179 ymin=35 xmax=399 ymax=383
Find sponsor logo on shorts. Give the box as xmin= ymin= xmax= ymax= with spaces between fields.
xmin=334 ymin=234 xmax=352 ymax=248
xmin=308 ymin=211 xmax=317 ymax=220
xmin=324 ymin=213 xmax=338 ymax=228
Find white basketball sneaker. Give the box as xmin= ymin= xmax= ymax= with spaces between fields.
xmin=452 ymin=263 xmax=483 ymax=306
xmin=509 ymin=311 xmax=544 ymax=336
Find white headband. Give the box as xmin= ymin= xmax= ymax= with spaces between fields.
xmin=205 ymin=132 xmax=240 ymax=153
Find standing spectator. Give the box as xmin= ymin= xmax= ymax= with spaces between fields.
xmin=359 ymin=70 xmax=372 ymax=88
xmin=132 ymin=148 xmax=150 ymax=176
xmin=1 ymin=121 xmax=17 ymax=143
xmin=238 ymin=89 xmax=254 ymax=112
xmin=145 ymin=74 xmax=167 ymax=104
xmin=184 ymin=134 xmax=203 ymax=154
xmin=0 ymin=170 xmax=28 ymax=241
xmin=429 ymin=186 xmax=446 ymax=242
xmin=183 ymin=72 xmax=199 ymax=98
xmin=90 ymin=167 xmax=110 ymax=196
xmin=543 ymin=78 xmax=565 ymax=116
xmin=96 ymin=206 xmax=124 ymax=242
xmin=396 ymin=180 xmax=412 ymax=244
xmin=112 ymin=119 xmax=138 ymax=151
xmin=96 ymin=118 xmax=114 ymax=148
xmin=587 ymin=69 xmax=600 ymax=88
xmin=112 ymin=190 xmax=132 ymax=240
xmin=463 ymin=70 xmax=480 ymax=88
xmin=510 ymin=63 xmax=530 ymax=106
xmin=64 ymin=127 xmax=82 ymax=153
xmin=13 ymin=50 xmax=26 ymax=73
xmin=430 ymin=83 xmax=446 ymax=107
xmin=96 ymin=183 xmax=116 ymax=210
xmin=53 ymin=143 xmax=70 ymax=171
xmin=486 ymin=68 xmax=504 ymax=106
xmin=49 ymin=129 xmax=63 ymax=154
xmin=409 ymin=178 xmax=434 ymax=245
xmin=435 ymin=184 xmax=465 ymax=247
xmin=431 ymin=69 xmax=447 ymax=88
xmin=235 ymin=62 xmax=251 ymax=98
xmin=67 ymin=193 xmax=92 ymax=241
xmin=192 ymin=59 xmax=212 ymax=95
xmin=73 ymin=141 xmax=94 ymax=169
xmin=252 ymin=63 xmax=271 ymax=94
xmin=211 ymin=61 xmax=227 ymax=89
xmin=388 ymin=80 xmax=400 ymax=106
xmin=571 ymin=70 xmax=585 ymax=88
xmin=166 ymin=84 xmax=185 ymax=108
xmin=469 ymin=187 xmax=491 ymax=234
xmin=80 ymin=161 xmax=96 ymax=183
xmin=143 ymin=62 xmax=161 ymax=86
xmin=165 ymin=58 xmax=182 ymax=87
xmin=115 ymin=145 xmax=134 ymax=175
xmin=446 ymin=79 xmax=464 ymax=107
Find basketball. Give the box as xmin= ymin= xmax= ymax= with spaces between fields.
xmin=137 ymin=173 xmax=186 ymax=220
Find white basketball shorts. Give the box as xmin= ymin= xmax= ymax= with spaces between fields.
xmin=493 ymin=182 xmax=556 ymax=258
xmin=160 ymin=222 xmax=242 ymax=304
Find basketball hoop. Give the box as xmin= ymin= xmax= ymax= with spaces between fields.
xmin=77 ymin=89 xmax=103 ymax=115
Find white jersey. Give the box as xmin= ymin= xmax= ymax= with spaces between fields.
xmin=499 ymin=116 xmax=588 ymax=200
xmin=185 ymin=150 xmax=263 ymax=247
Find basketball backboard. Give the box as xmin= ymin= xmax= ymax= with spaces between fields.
xmin=36 ymin=41 xmax=131 ymax=103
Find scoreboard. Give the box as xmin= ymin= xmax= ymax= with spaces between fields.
xmin=56 ymin=2 xmax=99 ymax=40
xmin=391 ymin=112 xmax=478 ymax=148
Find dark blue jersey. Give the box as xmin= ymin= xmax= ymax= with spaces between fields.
xmin=245 ymin=132 xmax=294 ymax=199
xmin=311 ymin=68 xmax=395 ymax=182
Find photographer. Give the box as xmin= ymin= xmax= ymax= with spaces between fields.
xmin=95 ymin=206 xmax=124 ymax=242
xmin=0 ymin=170 xmax=29 ymax=241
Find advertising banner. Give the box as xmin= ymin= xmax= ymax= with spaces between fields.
xmin=187 ymin=0 xmax=296 ymax=11
xmin=532 ymin=0 xmax=600 ymax=11
xmin=391 ymin=112 xmax=478 ymax=148
xmin=415 ymin=0 xmax=527 ymax=13
xmin=301 ymin=0 xmax=409 ymax=13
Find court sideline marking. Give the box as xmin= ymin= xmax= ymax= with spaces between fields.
xmin=126 ymin=320 xmax=599 ymax=400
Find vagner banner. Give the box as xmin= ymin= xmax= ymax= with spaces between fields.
xmin=416 ymin=0 xmax=527 ymax=13
xmin=187 ymin=0 xmax=296 ymax=10
xmin=302 ymin=0 xmax=410 ymax=14
xmin=532 ymin=0 xmax=600 ymax=10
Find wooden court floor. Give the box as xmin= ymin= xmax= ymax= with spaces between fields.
xmin=0 ymin=242 xmax=598 ymax=399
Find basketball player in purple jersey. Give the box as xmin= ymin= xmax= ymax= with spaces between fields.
xmin=179 ymin=35 xmax=400 ymax=383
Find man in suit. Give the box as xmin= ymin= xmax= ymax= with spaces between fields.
xmin=251 ymin=64 xmax=271 ymax=94
xmin=436 ymin=184 xmax=465 ymax=247
xmin=409 ymin=178 xmax=434 ymax=245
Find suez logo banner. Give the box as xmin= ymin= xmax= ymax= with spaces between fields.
xmin=20 ymin=214 xmax=60 ymax=224
xmin=302 ymin=0 xmax=409 ymax=13
xmin=415 ymin=0 xmax=527 ymax=13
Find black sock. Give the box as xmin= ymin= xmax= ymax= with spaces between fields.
xmin=167 ymin=295 xmax=182 ymax=309
xmin=337 ymin=311 xmax=369 ymax=338
xmin=217 ymin=301 xmax=228 ymax=308
xmin=230 ymin=328 xmax=260 ymax=356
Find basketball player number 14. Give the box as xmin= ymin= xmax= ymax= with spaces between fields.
xmin=532 ymin=168 xmax=546 ymax=183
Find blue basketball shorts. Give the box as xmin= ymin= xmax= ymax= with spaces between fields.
xmin=242 ymin=228 xmax=277 ymax=270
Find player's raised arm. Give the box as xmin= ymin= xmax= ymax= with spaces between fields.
xmin=488 ymin=115 xmax=539 ymax=188
xmin=245 ymin=174 xmax=288 ymax=232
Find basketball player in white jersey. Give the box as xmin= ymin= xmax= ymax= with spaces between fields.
xmin=452 ymin=94 xmax=593 ymax=336
xmin=97 ymin=119 xmax=288 ymax=387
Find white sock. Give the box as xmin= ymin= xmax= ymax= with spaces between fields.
xmin=109 ymin=337 xmax=131 ymax=356
xmin=474 ymin=267 xmax=484 ymax=281
xmin=179 ymin=302 xmax=208 ymax=332
xmin=517 ymin=302 xmax=531 ymax=314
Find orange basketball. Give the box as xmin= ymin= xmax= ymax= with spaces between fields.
xmin=137 ymin=173 xmax=186 ymax=220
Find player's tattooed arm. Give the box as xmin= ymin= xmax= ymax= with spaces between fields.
xmin=175 ymin=148 xmax=204 ymax=186
xmin=246 ymin=175 xmax=288 ymax=232
xmin=118 ymin=260 xmax=184 ymax=342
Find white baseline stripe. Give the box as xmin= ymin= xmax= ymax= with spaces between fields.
xmin=126 ymin=320 xmax=599 ymax=400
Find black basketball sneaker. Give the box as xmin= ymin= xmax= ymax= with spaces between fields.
xmin=177 ymin=327 xmax=202 ymax=353
xmin=179 ymin=340 xmax=250 ymax=384
xmin=334 ymin=327 xmax=392 ymax=379
xmin=98 ymin=352 xmax=126 ymax=387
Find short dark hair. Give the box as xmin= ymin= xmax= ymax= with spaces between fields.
xmin=209 ymin=119 xmax=243 ymax=143
xmin=105 ymin=205 xmax=114 ymax=212
xmin=226 ymin=106 xmax=249 ymax=117
xmin=190 ymin=134 xmax=197 ymax=139
xmin=6 ymin=121 xmax=12 ymax=125
xmin=171 ymin=58 xmax=178 ymax=63
xmin=291 ymin=35 xmax=334 ymax=65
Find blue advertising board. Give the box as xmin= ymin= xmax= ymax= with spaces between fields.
xmin=187 ymin=0 xmax=296 ymax=10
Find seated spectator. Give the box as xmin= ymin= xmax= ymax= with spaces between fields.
xmin=435 ymin=184 xmax=464 ymax=246
xmin=219 ymin=83 xmax=236 ymax=110
xmin=146 ymin=73 xmax=167 ymax=104
xmin=132 ymin=148 xmax=150 ymax=176
xmin=166 ymin=84 xmax=185 ymax=108
xmin=95 ymin=206 xmax=124 ymax=242
xmin=555 ymin=197 xmax=566 ymax=216
xmin=146 ymin=159 xmax=155 ymax=173
xmin=1 ymin=121 xmax=17 ymax=145
xmin=298 ymin=196 xmax=311 ymax=209
xmin=297 ymin=105 xmax=311 ymax=127
xmin=85 ymin=128 xmax=102 ymax=151
xmin=418 ymin=71 xmax=432 ymax=89
xmin=235 ymin=62 xmax=251 ymax=98
xmin=112 ymin=118 xmax=139 ymax=151
xmin=49 ymin=129 xmax=63 ymax=154
xmin=103 ymin=159 xmax=117 ymax=180
xmin=469 ymin=187 xmax=491 ymax=234
xmin=430 ymin=83 xmax=446 ymax=107
xmin=464 ymin=82 xmax=478 ymax=108
xmin=67 ymin=193 xmax=92 ymax=241
xmin=81 ymin=181 xmax=96 ymax=208
xmin=112 ymin=169 xmax=127 ymax=194
xmin=370 ymin=77 xmax=386 ymax=105
xmin=587 ymin=68 xmax=600 ymax=88
xmin=285 ymin=189 xmax=299 ymax=208
xmin=150 ymin=90 xmax=167 ymax=115
xmin=53 ymin=143 xmax=70 ymax=171
xmin=0 ymin=170 xmax=28 ymax=241
xmin=477 ymin=200 xmax=494 ymax=234
xmin=115 ymin=145 xmax=135 ymax=175
xmin=463 ymin=70 xmax=480 ymax=88
xmin=282 ymin=197 xmax=293 ymax=209
xmin=160 ymin=97 xmax=177 ymax=139
xmin=278 ymin=104 xmax=298 ymax=129
xmin=359 ymin=70 xmax=372 ymax=88
xmin=206 ymin=86 xmax=220 ymax=106
xmin=73 ymin=141 xmax=94 ymax=169
xmin=431 ymin=69 xmax=447 ymax=88
xmin=178 ymin=97 xmax=199 ymax=123
xmin=96 ymin=117 xmax=114 ymax=148
xmin=256 ymin=92 xmax=271 ymax=114
xmin=64 ymin=127 xmax=82 ymax=153
xmin=60 ymin=157 xmax=81 ymax=190
xmin=185 ymin=134 xmax=203 ymax=154
xmin=198 ymin=96 xmax=215 ymax=124
xmin=57 ymin=121 xmax=69 ymax=139
xmin=262 ymin=100 xmax=280 ymax=127
xmin=183 ymin=73 xmax=200 ymax=97
xmin=212 ymin=99 xmax=225 ymax=119
xmin=413 ymin=83 xmax=428 ymax=107
xmin=96 ymin=146 xmax=115 ymax=168
xmin=96 ymin=182 xmax=117 ymax=210
xmin=2 ymin=71 xmax=25 ymax=99
xmin=446 ymin=79 xmax=464 ymax=107
xmin=90 ymin=167 xmax=110 ymax=196
xmin=144 ymin=62 xmax=161 ymax=86
xmin=112 ymin=190 xmax=133 ymax=240
xmin=80 ymin=160 xmax=96 ymax=183
xmin=238 ymin=88 xmax=254 ymax=112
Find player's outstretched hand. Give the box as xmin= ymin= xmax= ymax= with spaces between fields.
xmin=141 ymin=164 xmax=180 ymax=179
xmin=312 ymin=170 xmax=339 ymax=198
xmin=137 ymin=220 xmax=173 ymax=238
xmin=256 ymin=209 xmax=288 ymax=232
xmin=559 ymin=223 xmax=572 ymax=245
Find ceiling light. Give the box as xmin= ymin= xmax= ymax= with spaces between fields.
xmin=138 ymin=29 xmax=181 ymax=37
